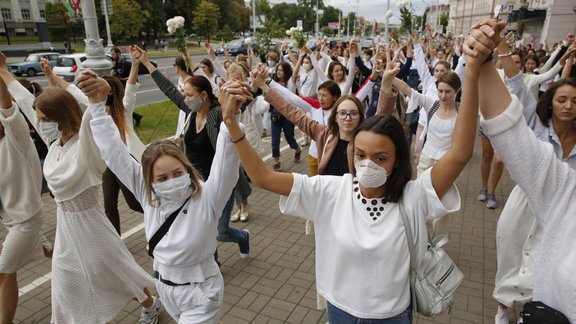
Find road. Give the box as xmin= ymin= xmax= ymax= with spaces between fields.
xmin=24 ymin=54 xmax=224 ymax=108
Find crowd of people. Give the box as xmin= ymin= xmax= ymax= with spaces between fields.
xmin=0 ymin=16 xmax=574 ymax=324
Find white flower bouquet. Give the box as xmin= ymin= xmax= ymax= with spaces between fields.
xmin=286 ymin=26 xmax=306 ymax=49
xmin=166 ymin=16 xmax=189 ymax=70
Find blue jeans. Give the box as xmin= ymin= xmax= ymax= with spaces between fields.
xmin=271 ymin=116 xmax=299 ymax=158
xmin=216 ymin=193 xmax=249 ymax=254
xmin=327 ymin=302 xmax=412 ymax=324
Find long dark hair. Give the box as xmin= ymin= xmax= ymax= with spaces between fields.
xmin=273 ymin=62 xmax=293 ymax=85
xmin=102 ymin=76 xmax=128 ymax=143
xmin=327 ymin=95 xmax=365 ymax=138
xmin=536 ymin=78 xmax=576 ymax=127
xmin=175 ymin=56 xmax=193 ymax=76
xmin=350 ymin=115 xmax=412 ymax=202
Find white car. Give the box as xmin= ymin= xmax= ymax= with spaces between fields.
xmin=53 ymin=54 xmax=114 ymax=83
xmin=53 ymin=54 xmax=88 ymax=83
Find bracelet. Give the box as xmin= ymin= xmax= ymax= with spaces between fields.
xmin=232 ymin=133 xmax=246 ymax=144
xmin=498 ymin=52 xmax=512 ymax=58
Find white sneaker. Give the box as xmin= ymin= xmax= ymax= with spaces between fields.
xmin=140 ymin=296 xmax=161 ymax=324
xmin=230 ymin=208 xmax=241 ymax=222
xmin=495 ymin=306 xmax=509 ymax=324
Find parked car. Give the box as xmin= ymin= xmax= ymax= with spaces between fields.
xmin=8 ymin=52 xmax=60 ymax=77
xmin=361 ymin=37 xmax=375 ymax=50
xmin=53 ymin=54 xmax=91 ymax=83
xmin=225 ymin=39 xmax=249 ymax=56
xmin=213 ymin=45 xmax=224 ymax=56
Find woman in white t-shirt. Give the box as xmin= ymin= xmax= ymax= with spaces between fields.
xmin=217 ymin=46 xmax=485 ymax=321
xmin=393 ymin=71 xmax=461 ymax=176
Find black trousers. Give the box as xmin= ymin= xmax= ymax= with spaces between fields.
xmin=102 ymin=167 xmax=144 ymax=235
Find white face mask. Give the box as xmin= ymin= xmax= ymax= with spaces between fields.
xmin=302 ymin=63 xmax=311 ymax=71
xmin=184 ymin=97 xmax=203 ymax=113
xmin=354 ymin=159 xmax=388 ymax=188
xmin=267 ymin=60 xmax=276 ymax=67
xmin=39 ymin=120 xmax=60 ymax=143
xmin=152 ymin=173 xmax=193 ymax=201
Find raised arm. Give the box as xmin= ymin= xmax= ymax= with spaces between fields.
xmin=340 ymin=40 xmax=357 ymax=95
xmin=81 ymin=72 xmax=147 ymax=203
xmin=40 ymin=57 xmax=70 ymax=88
xmin=221 ymin=80 xmax=294 ymax=196
xmin=310 ymin=51 xmax=328 ymax=84
xmin=560 ymin=46 xmax=575 ymax=79
xmin=376 ymin=60 xmax=400 ymax=116
xmin=430 ymin=19 xmax=506 ymax=199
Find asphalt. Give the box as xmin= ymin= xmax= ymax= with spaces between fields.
xmin=7 ymin=130 xmax=519 ymax=324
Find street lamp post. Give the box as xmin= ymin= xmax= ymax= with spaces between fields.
xmin=385 ymin=0 xmax=389 ymax=42
xmin=102 ymin=0 xmax=114 ymax=48
xmin=1 ymin=14 xmax=10 ymax=45
xmin=81 ymin=0 xmax=112 ymax=76
xmin=315 ymin=0 xmax=319 ymax=38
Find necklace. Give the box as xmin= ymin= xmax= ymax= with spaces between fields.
xmin=353 ymin=179 xmax=388 ymax=221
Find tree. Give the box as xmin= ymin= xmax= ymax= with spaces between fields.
xmin=439 ymin=13 xmax=449 ymax=33
xmin=216 ymin=24 xmax=234 ymax=42
xmin=135 ymin=0 xmax=166 ymax=39
xmin=320 ymin=6 xmax=340 ymax=29
xmin=44 ymin=2 xmax=74 ymax=42
xmin=110 ymin=0 xmax=149 ymax=41
xmin=192 ymin=0 xmax=220 ymax=42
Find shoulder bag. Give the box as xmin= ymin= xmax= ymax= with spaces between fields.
xmin=399 ymin=203 xmax=464 ymax=317
xmin=147 ymin=197 xmax=190 ymax=258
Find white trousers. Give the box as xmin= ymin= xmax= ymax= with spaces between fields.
xmin=156 ymin=272 xmax=224 ymax=324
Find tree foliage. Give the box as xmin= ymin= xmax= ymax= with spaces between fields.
xmin=110 ymin=0 xmax=149 ymax=40
xmin=192 ymin=0 xmax=220 ymax=42
xmin=44 ymin=2 xmax=74 ymax=42
xmin=216 ymin=24 xmax=234 ymax=42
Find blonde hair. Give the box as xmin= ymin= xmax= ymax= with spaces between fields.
xmin=226 ymin=62 xmax=249 ymax=80
xmin=34 ymin=88 xmax=83 ymax=135
xmin=141 ymin=140 xmax=203 ymax=206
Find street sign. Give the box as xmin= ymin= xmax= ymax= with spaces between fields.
xmin=297 ymin=20 xmax=303 ymax=29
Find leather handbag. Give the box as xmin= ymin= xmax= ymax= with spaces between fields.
xmin=521 ymin=301 xmax=570 ymax=324
xmin=399 ymin=204 xmax=464 ymax=317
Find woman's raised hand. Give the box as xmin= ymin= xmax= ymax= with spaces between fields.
xmin=463 ymin=19 xmax=506 ymax=68
xmin=39 ymin=57 xmax=54 ymax=77
xmin=0 ymin=52 xmax=7 ymax=69
xmin=128 ymin=45 xmax=141 ymax=64
xmin=77 ymin=70 xmax=111 ymax=104
xmin=250 ymin=64 xmax=268 ymax=89
xmin=220 ymin=80 xmax=253 ymax=121
xmin=132 ymin=45 xmax=149 ymax=64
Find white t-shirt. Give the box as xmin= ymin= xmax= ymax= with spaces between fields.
xmin=279 ymin=171 xmax=460 ymax=319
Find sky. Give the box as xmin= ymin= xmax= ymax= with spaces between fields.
xmin=267 ymin=0 xmax=450 ymax=25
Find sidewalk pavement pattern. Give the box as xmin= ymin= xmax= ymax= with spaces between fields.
xmin=7 ymin=130 xmax=519 ymax=324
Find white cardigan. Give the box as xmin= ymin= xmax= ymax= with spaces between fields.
xmin=0 ymin=105 xmax=43 ymax=225
xmin=482 ymin=95 xmax=576 ymax=323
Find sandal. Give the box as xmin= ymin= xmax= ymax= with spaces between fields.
xmin=273 ymin=162 xmax=281 ymax=172
xmin=294 ymin=149 xmax=301 ymax=162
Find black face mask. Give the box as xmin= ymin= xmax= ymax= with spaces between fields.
xmin=106 ymin=94 xmax=114 ymax=107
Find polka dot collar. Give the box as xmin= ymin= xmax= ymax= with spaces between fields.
xmin=352 ymin=179 xmax=389 ymax=221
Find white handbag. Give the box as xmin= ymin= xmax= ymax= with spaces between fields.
xmin=399 ymin=204 xmax=464 ymax=317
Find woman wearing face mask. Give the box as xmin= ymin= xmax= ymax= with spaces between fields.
xmin=82 ymin=71 xmax=241 ymax=323
xmin=39 ymin=48 xmax=146 ymax=235
xmin=13 ymin=75 xmax=158 ymax=322
xmin=138 ymin=47 xmax=251 ymax=261
xmin=293 ymin=49 xmax=319 ymax=98
xmin=218 ymin=40 xmax=483 ymax=321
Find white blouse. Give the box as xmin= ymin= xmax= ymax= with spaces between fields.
xmin=279 ymin=171 xmax=460 ymax=319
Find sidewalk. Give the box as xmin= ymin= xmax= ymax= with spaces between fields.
xmin=8 ymin=133 xmax=515 ymax=324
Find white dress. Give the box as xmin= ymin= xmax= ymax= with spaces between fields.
xmin=44 ymin=106 xmax=155 ymax=323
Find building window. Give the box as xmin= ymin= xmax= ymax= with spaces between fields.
xmin=1 ymin=8 xmax=12 ymax=20
xmin=40 ymin=10 xmax=45 ymax=19
xmin=25 ymin=27 xmax=34 ymax=35
xmin=21 ymin=9 xmax=31 ymax=21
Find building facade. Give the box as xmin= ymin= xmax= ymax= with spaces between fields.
xmin=0 ymin=0 xmax=50 ymax=36
xmin=448 ymin=0 xmax=576 ymax=45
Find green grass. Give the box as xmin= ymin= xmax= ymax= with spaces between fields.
xmin=133 ymin=100 xmax=180 ymax=144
